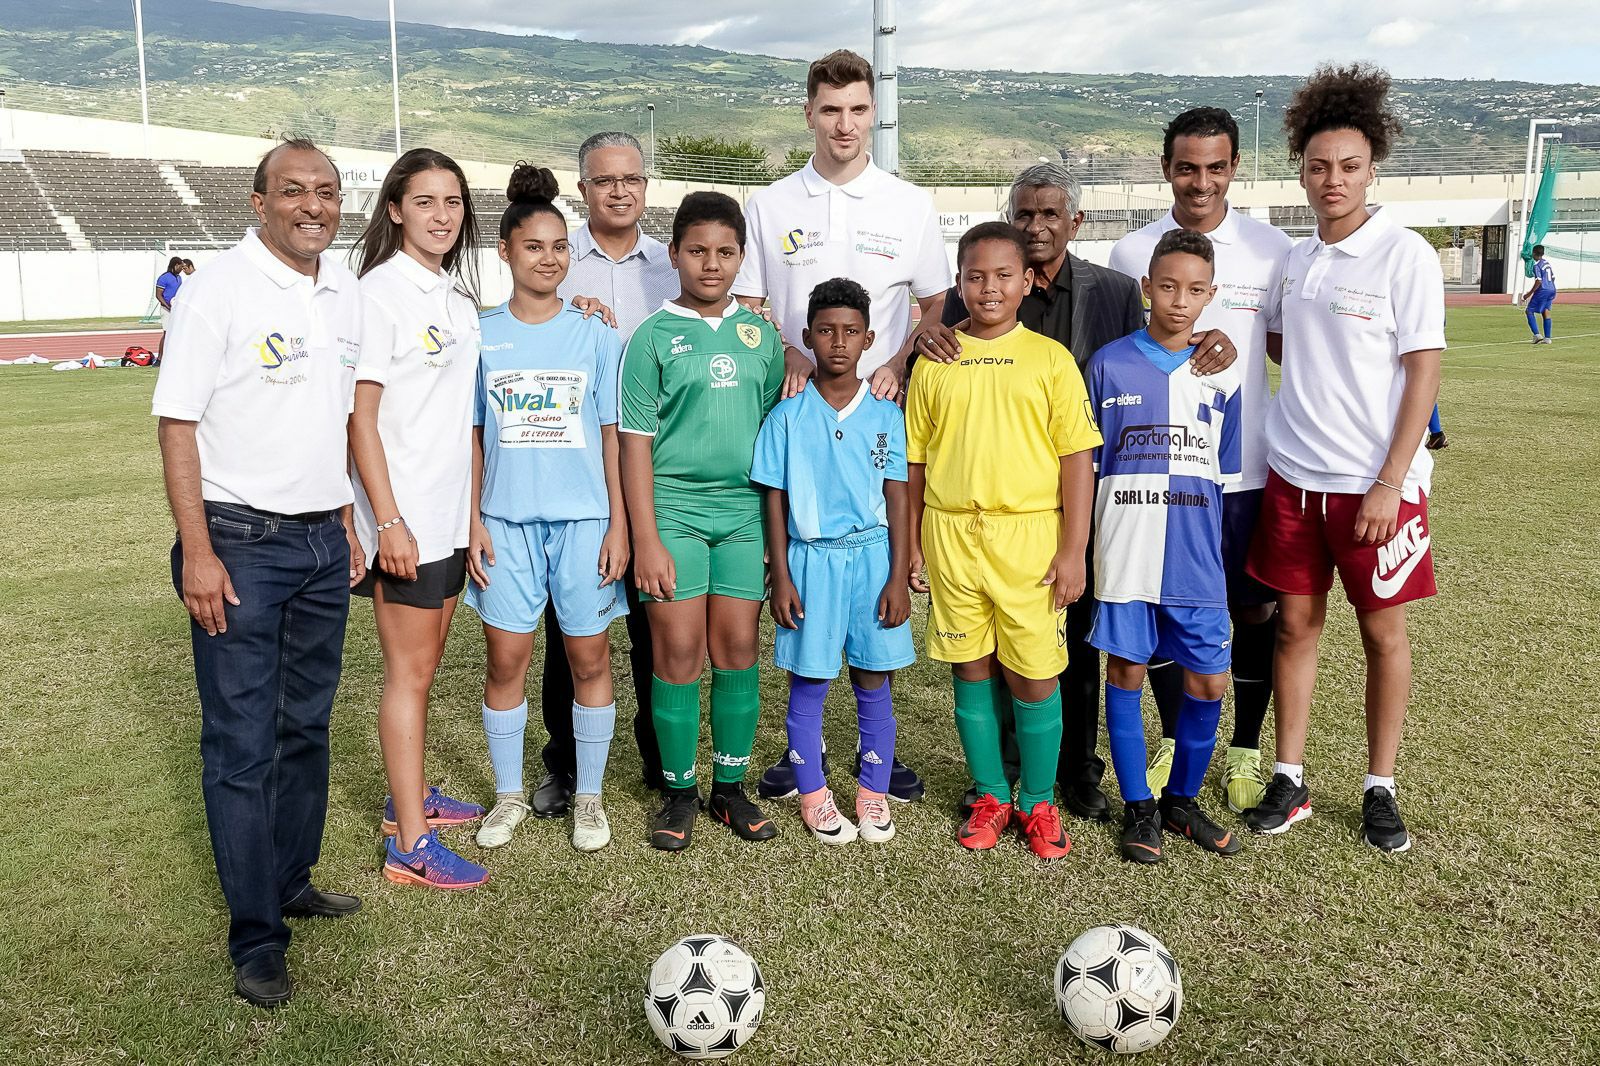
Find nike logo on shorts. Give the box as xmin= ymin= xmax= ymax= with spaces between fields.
xmin=1371 ymin=516 xmax=1431 ymax=600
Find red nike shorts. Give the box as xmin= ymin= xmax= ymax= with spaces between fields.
xmin=1247 ymin=469 xmax=1436 ymax=611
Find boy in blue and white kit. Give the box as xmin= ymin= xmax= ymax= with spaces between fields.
xmin=752 ymin=278 xmax=915 ymax=845
xmin=1087 ymin=229 xmax=1244 ymax=864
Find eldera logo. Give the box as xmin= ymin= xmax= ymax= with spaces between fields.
xmin=1102 ymin=392 xmax=1143 ymax=409
xmin=1371 ymin=515 xmax=1430 ymax=600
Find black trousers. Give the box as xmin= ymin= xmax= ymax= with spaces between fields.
xmin=1057 ymin=539 xmax=1106 ymax=788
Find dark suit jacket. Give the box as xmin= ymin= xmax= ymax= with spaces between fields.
xmin=941 ymin=251 xmax=1145 ymax=368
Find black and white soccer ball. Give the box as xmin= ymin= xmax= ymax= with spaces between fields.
xmin=645 ymin=934 xmax=765 ymax=1059
xmin=1054 ymin=924 xmax=1182 ymax=1054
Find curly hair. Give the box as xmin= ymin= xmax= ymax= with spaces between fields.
xmin=1283 ymin=63 xmax=1404 ymax=164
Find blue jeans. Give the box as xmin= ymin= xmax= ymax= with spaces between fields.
xmin=171 ymin=502 xmax=350 ymax=965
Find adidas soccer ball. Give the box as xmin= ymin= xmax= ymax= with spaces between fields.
xmin=645 ymin=934 xmax=765 ymax=1059
xmin=1054 ymin=924 xmax=1182 ymax=1054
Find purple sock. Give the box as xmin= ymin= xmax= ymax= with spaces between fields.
xmin=784 ymin=674 xmax=831 ymax=794
xmin=853 ymin=679 xmax=897 ymax=793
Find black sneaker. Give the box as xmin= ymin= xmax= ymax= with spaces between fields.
xmin=860 ymin=756 xmax=924 ymax=803
xmin=708 ymin=785 xmax=778 ymax=841
xmin=650 ymin=788 xmax=701 ymax=851
xmin=1425 ymin=430 xmax=1448 ymax=451
xmin=281 ymin=886 xmax=362 ymax=919
xmin=1244 ymin=773 xmax=1312 ymax=834
xmin=1119 ymin=800 xmax=1163 ymax=864
xmin=957 ymin=785 xmax=980 ymax=819
xmin=1160 ymin=795 xmax=1242 ymax=855
xmin=530 ymin=772 xmax=573 ymax=819
xmin=758 ymin=744 xmax=830 ymax=800
xmin=1362 ymin=786 xmax=1411 ymax=853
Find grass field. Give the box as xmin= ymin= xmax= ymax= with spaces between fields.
xmin=0 ymin=317 xmax=153 ymax=336
xmin=3 ymin=305 xmax=1599 ymax=1065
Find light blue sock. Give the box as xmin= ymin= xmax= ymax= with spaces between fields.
xmin=572 ymin=701 xmax=616 ymax=796
xmin=482 ymin=700 xmax=527 ymax=795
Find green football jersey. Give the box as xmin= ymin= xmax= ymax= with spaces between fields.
xmin=619 ymin=302 xmax=785 ymax=499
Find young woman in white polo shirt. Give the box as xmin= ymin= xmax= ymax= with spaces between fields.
xmin=1244 ymin=65 xmax=1444 ymax=854
xmin=349 ymin=148 xmax=490 ymax=890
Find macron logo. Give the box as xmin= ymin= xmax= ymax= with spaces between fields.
xmin=1371 ymin=515 xmax=1430 ymax=600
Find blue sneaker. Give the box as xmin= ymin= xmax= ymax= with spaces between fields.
xmin=382 ymin=831 xmax=489 ymax=891
xmin=853 ymin=751 xmax=926 ymax=804
xmin=757 ymin=743 xmax=830 ymax=800
xmin=382 ymin=786 xmax=486 ymax=836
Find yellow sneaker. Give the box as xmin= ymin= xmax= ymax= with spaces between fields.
xmin=1223 ymin=746 xmax=1266 ymax=814
xmin=1146 ymin=737 xmax=1175 ymax=796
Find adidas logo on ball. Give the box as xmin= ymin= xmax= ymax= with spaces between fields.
xmin=686 ymin=1011 xmax=715 ymax=1031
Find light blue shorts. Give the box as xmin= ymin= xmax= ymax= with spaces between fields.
xmin=1089 ymin=600 xmax=1232 ymax=676
xmin=466 ymin=515 xmax=627 ymax=637
xmin=775 ymin=527 xmax=916 ymax=680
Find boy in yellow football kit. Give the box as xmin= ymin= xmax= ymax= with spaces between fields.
xmin=906 ymin=222 xmax=1101 ymax=859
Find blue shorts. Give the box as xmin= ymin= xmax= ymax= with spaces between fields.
xmin=465 ymin=515 xmax=627 ymax=636
xmin=1222 ymin=489 xmax=1276 ymax=608
xmin=774 ymin=527 xmax=916 ymax=679
xmin=1528 ymin=292 xmax=1556 ymax=314
xmin=1089 ymin=600 xmax=1232 ymax=675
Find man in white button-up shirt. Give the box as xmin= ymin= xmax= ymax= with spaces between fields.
xmin=152 ymin=138 xmax=365 ymax=1008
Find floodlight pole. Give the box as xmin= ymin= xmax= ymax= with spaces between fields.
xmin=132 ymin=0 xmax=151 ymax=157
xmin=388 ymin=0 xmax=402 ymax=156
xmin=1253 ymin=89 xmax=1263 ymax=183
xmin=647 ymin=103 xmax=656 ymax=177
xmin=1514 ymin=118 xmax=1558 ymax=299
xmin=872 ymin=0 xmax=899 ymax=175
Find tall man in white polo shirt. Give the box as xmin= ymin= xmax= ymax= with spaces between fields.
xmin=1108 ymin=107 xmax=1292 ymax=816
xmin=153 ymin=138 xmax=365 ymax=1008
xmin=533 ymin=131 xmax=681 ymax=815
xmin=735 ymin=49 xmax=950 ymax=802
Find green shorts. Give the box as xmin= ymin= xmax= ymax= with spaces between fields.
xmin=650 ymin=496 xmax=766 ymax=602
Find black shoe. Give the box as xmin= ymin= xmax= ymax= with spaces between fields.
xmin=641 ymin=764 xmax=666 ymax=792
xmin=1362 ymin=786 xmax=1411 ymax=853
xmin=1159 ymin=795 xmax=1242 ymax=855
xmin=1425 ymin=430 xmax=1448 ymax=451
xmin=650 ymin=787 xmax=701 ymax=851
xmin=1060 ymin=777 xmax=1113 ymax=822
xmin=281 ymin=886 xmax=362 ymax=919
xmin=1244 ymin=773 xmax=1312 ymax=834
xmin=530 ymin=772 xmax=573 ymax=819
xmin=707 ymin=786 xmax=778 ymax=841
xmin=757 ymin=750 xmax=800 ymax=800
xmin=1120 ymin=799 xmax=1163 ymax=864
xmin=234 ymin=950 xmax=292 ymax=1008
xmin=882 ymin=758 xmax=925 ymax=803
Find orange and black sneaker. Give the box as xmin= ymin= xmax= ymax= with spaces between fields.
xmin=1120 ymin=799 xmax=1163 ymax=864
xmin=1160 ymin=795 xmax=1242 ymax=855
xmin=707 ymin=785 xmax=778 ymax=842
xmin=650 ymin=787 xmax=701 ymax=851
xmin=1019 ymin=801 xmax=1073 ymax=859
xmin=957 ymin=793 xmax=1014 ymax=850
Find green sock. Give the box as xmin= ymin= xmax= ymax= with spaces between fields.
xmin=1013 ymin=687 xmax=1064 ymax=811
xmin=652 ymin=675 xmax=702 ymax=789
xmin=995 ymin=676 xmax=1020 ymax=781
xmin=954 ymin=677 xmax=1009 ymax=802
xmin=709 ymin=665 xmax=760 ymax=784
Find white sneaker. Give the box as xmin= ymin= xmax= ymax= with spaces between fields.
xmin=476 ymin=796 xmax=530 ymax=848
xmin=855 ymin=793 xmax=896 ymax=843
xmin=803 ymin=792 xmax=858 ymax=846
xmin=571 ymin=793 xmax=611 ymax=852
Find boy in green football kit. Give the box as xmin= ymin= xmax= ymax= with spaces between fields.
xmin=619 ymin=192 xmax=786 ymax=850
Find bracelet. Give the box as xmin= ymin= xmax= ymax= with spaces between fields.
xmin=377 ymin=516 xmax=406 ymax=531
xmin=1373 ymin=478 xmax=1402 ymax=493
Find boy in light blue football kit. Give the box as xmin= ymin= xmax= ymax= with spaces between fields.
xmin=1087 ymin=229 xmax=1244 ymax=863
xmin=1520 ymin=244 xmax=1557 ymax=343
xmin=752 ymin=278 xmax=914 ymax=845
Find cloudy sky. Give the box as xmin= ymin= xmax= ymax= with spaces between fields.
xmin=224 ymin=0 xmax=1597 ymax=84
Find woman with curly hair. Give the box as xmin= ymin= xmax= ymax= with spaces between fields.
xmin=1243 ymin=63 xmax=1443 ymax=854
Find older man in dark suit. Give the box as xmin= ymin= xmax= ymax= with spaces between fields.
xmin=924 ymin=162 xmax=1236 ymax=823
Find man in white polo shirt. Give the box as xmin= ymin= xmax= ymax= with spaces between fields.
xmin=1108 ymin=107 xmax=1293 ymax=816
xmin=153 ymin=137 xmax=365 ymax=1008
xmin=533 ymin=130 xmax=682 ymax=815
xmin=735 ymin=48 xmax=950 ymax=803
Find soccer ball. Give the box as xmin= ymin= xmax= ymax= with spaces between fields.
xmin=644 ymin=934 xmax=765 ymax=1059
xmin=1054 ymin=924 xmax=1182 ymax=1054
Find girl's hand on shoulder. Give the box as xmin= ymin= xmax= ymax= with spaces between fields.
xmin=572 ymin=295 xmax=618 ymax=329
xmin=467 ymin=518 xmax=496 ymax=589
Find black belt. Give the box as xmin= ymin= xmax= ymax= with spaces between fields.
xmin=206 ymin=501 xmax=339 ymax=524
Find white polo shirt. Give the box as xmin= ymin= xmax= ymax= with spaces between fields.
xmin=152 ymin=228 xmax=361 ymax=514
xmin=733 ymin=157 xmax=949 ymax=377
xmin=350 ymin=251 xmax=481 ymax=565
xmin=1267 ymin=206 xmax=1446 ymax=501
xmin=1109 ymin=205 xmax=1292 ymax=493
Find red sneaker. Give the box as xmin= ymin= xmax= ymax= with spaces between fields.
xmin=1019 ymin=801 xmax=1073 ymax=859
xmin=957 ymin=793 xmax=1014 ymax=850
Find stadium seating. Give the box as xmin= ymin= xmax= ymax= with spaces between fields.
xmin=0 ymin=160 xmax=72 ymax=250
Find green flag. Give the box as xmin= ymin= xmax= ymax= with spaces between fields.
xmin=1521 ymin=149 xmax=1559 ymax=278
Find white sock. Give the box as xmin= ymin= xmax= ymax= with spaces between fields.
xmin=1363 ymin=774 xmax=1396 ymax=796
xmin=1274 ymin=762 xmax=1304 ymax=786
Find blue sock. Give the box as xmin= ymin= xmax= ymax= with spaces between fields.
xmin=1104 ymin=682 xmax=1152 ymax=803
xmin=1527 ymin=310 xmax=1540 ymax=336
xmin=784 ymin=675 xmax=831 ymax=795
xmin=852 ymin=679 xmax=896 ymax=793
xmin=482 ymin=700 xmax=527 ymax=795
xmin=1168 ymin=692 xmax=1224 ymax=799
xmin=572 ymin=701 xmax=615 ymax=796
xmin=1544 ymin=316 xmax=1552 ymax=338
xmin=1428 ymin=405 xmax=1442 ymax=435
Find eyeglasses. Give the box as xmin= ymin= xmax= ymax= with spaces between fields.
xmin=583 ymin=175 xmax=647 ymax=191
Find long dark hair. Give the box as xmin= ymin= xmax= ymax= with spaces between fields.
xmin=354 ymin=147 xmax=480 ymax=302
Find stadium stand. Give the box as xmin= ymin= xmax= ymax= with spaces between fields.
xmin=0 ymin=159 xmax=73 ymax=250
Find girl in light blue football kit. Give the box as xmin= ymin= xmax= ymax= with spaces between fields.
xmin=467 ymin=164 xmax=629 ymax=853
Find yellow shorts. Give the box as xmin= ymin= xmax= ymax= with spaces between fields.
xmin=922 ymin=507 xmax=1068 ymax=680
